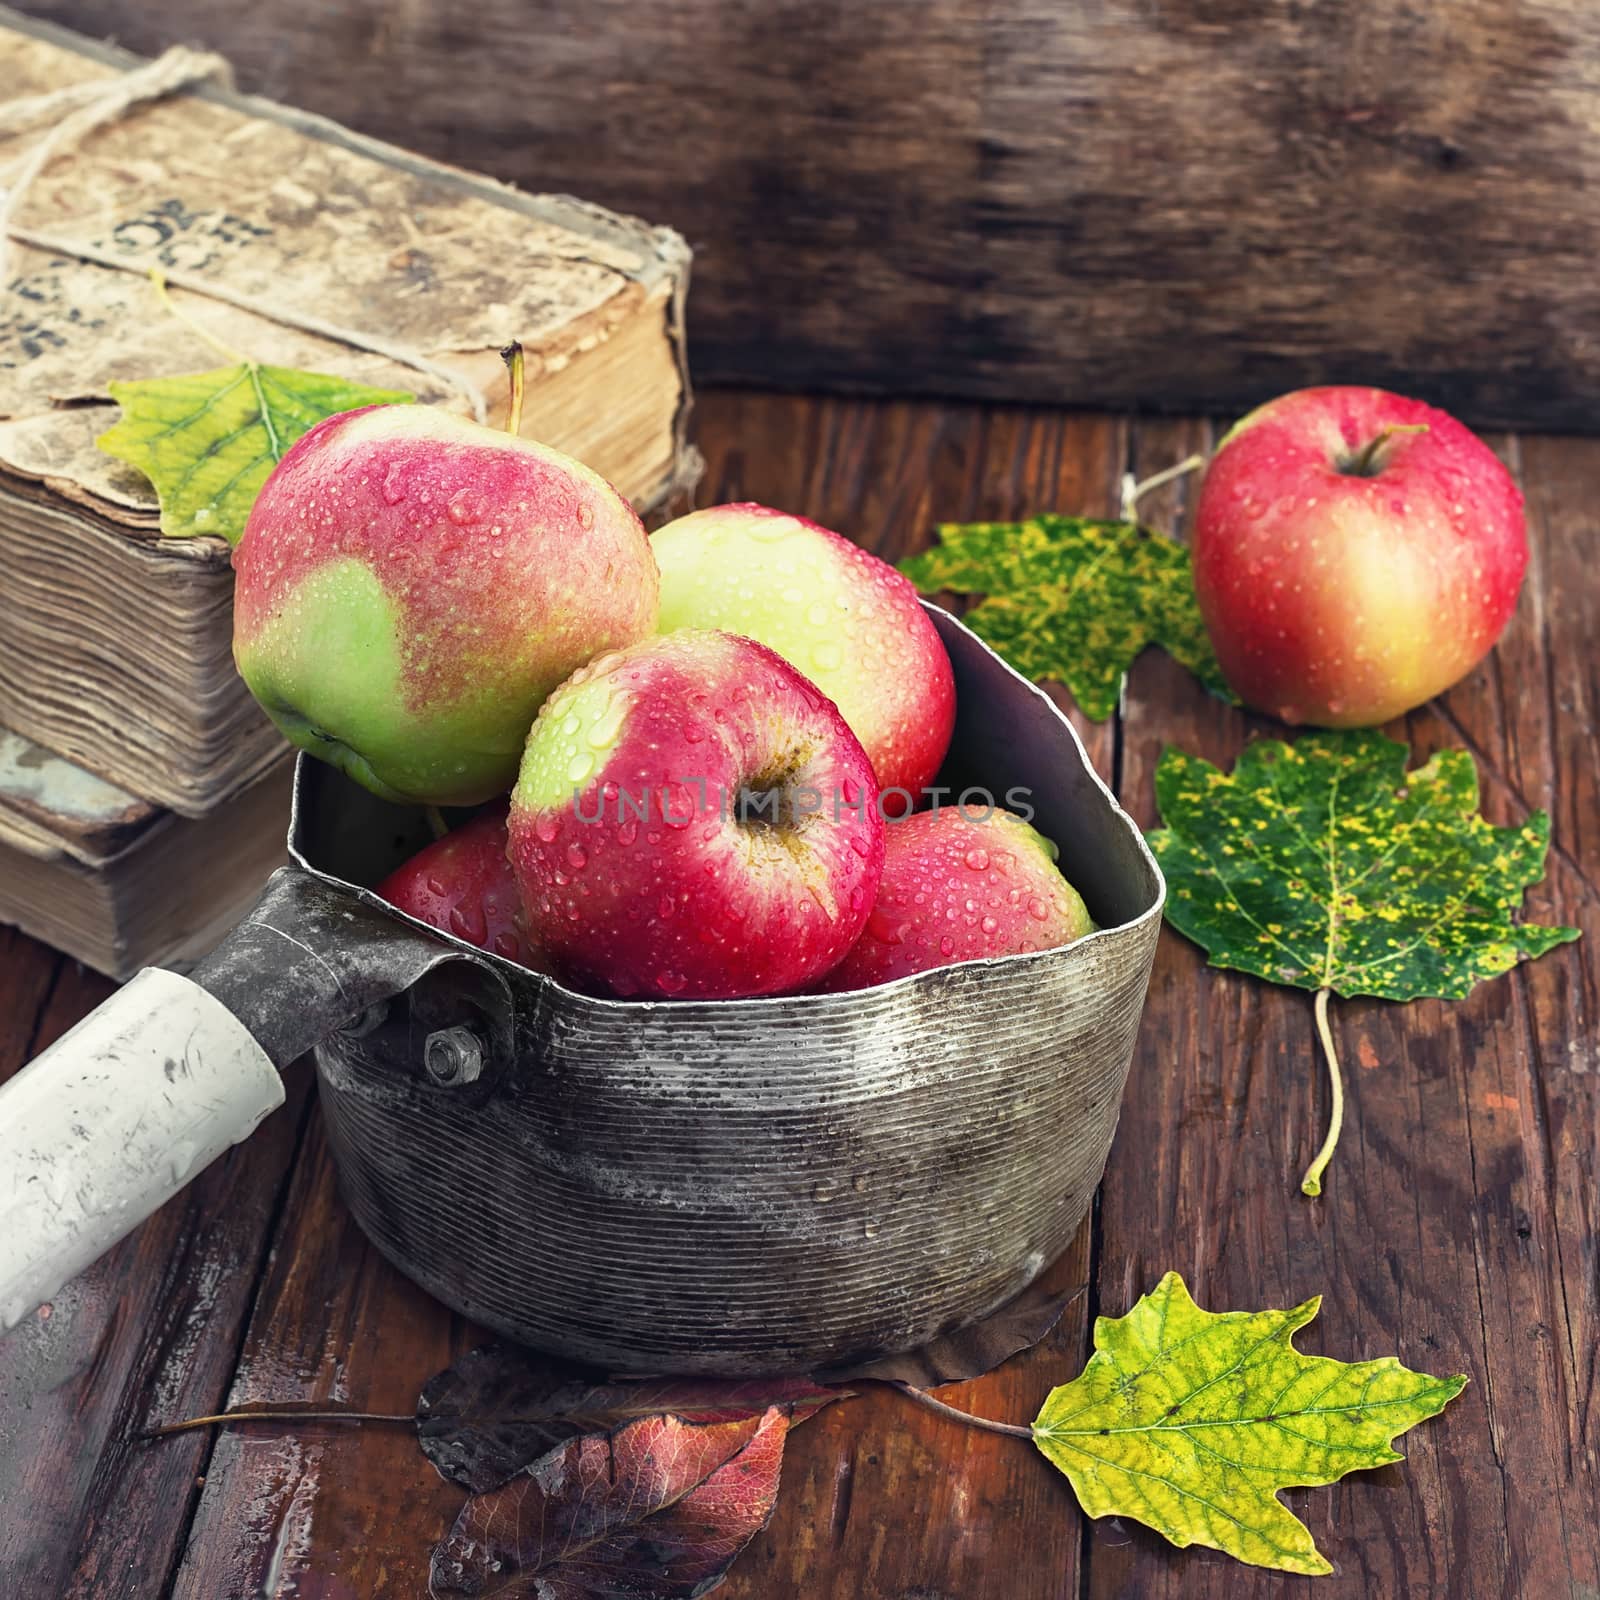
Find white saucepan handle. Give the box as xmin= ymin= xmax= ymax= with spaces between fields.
xmin=0 ymin=967 xmax=285 ymax=1333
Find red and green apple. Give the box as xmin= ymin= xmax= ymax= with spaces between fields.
xmin=1194 ymin=386 xmax=1526 ymax=727
xmin=820 ymin=806 xmax=1092 ymax=991
xmin=650 ymin=503 xmax=955 ymax=813
xmin=233 ymin=404 xmax=659 ymax=805
xmin=507 ymin=629 xmax=885 ymax=1000
xmin=375 ymin=804 xmax=540 ymax=968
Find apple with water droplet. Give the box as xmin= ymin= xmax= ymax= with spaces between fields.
xmin=233 ymin=404 xmax=658 ymax=805
xmin=650 ymin=503 xmax=955 ymax=814
xmin=820 ymin=806 xmax=1092 ymax=991
xmin=507 ymin=629 xmax=885 ymax=1000
xmin=375 ymin=804 xmax=542 ymax=968
xmin=1193 ymin=387 xmax=1527 ymax=727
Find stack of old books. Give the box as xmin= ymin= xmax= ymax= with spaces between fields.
xmin=0 ymin=7 xmax=696 ymax=977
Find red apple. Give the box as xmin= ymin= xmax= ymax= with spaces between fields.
xmin=650 ymin=503 xmax=955 ymax=814
xmin=820 ymin=806 xmax=1093 ymax=991
xmin=234 ymin=404 xmax=658 ymax=805
xmin=1193 ymin=386 xmax=1527 ymax=727
xmin=507 ymin=630 xmax=885 ymax=1000
xmin=375 ymin=805 xmax=540 ymax=968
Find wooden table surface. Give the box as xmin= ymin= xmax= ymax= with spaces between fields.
xmin=1 ymin=389 xmax=1595 ymax=1599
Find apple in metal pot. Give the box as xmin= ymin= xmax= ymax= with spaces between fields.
xmin=820 ymin=806 xmax=1093 ymax=991
xmin=233 ymin=405 xmax=659 ymax=805
xmin=1193 ymin=386 xmax=1527 ymax=727
xmin=507 ymin=630 xmax=885 ymax=1000
xmin=375 ymin=804 xmax=540 ymax=969
xmin=650 ymin=503 xmax=955 ymax=814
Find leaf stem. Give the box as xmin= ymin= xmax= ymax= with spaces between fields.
xmin=143 ymin=1407 xmax=412 ymax=1440
xmin=1119 ymin=453 xmax=1205 ymax=523
xmin=424 ymin=804 xmax=449 ymax=840
xmin=500 ymin=341 xmax=525 ymax=437
xmin=884 ymin=1382 xmax=1035 ymax=1439
xmin=1300 ymin=986 xmax=1345 ymax=1198
xmin=148 ymin=268 xmax=251 ymax=366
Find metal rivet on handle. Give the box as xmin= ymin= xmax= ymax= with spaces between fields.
xmin=423 ymin=1025 xmax=484 ymax=1086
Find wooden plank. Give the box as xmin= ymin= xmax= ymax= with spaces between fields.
xmin=16 ymin=2 xmax=1600 ymax=427
xmin=0 ymin=932 xmax=316 ymax=1600
xmin=1086 ymin=417 xmax=1600 ymax=1597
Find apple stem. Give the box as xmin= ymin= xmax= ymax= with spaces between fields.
xmin=1347 ymin=423 xmax=1429 ymax=477
xmin=500 ymin=341 xmax=525 ymax=437
xmin=1119 ymin=453 xmax=1205 ymax=524
xmin=424 ymin=804 xmax=449 ymax=841
xmin=1299 ymin=986 xmax=1345 ymax=1198
xmin=884 ymin=1381 xmax=1036 ymax=1440
xmin=147 ymin=267 xmax=251 ymax=367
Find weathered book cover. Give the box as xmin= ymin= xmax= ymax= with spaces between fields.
xmin=0 ymin=729 xmax=294 ymax=979
xmin=0 ymin=5 xmax=696 ymax=815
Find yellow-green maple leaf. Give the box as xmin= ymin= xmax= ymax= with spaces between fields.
xmin=899 ymin=515 xmax=1235 ymax=720
xmin=98 ymin=363 xmax=409 ymax=544
xmin=1032 ymin=1272 xmax=1466 ymax=1576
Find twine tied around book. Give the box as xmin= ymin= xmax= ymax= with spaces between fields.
xmin=0 ymin=46 xmax=490 ymax=422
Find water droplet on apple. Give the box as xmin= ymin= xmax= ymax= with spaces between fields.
xmin=380 ymin=465 xmax=406 ymax=505
xmin=1027 ymin=897 xmax=1050 ymax=922
xmin=813 ymin=641 xmax=844 ymax=671
xmin=980 ymin=915 xmax=999 ymax=935
xmin=849 ymin=835 xmax=870 ymax=858
xmin=425 ymin=876 xmax=446 ymax=896
xmin=448 ymin=902 xmax=488 ymax=944
xmin=567 ymin=751 xmax=596 ymax=784
xmin=533 ymin=814 xmax=559 ymax=843
xmin=448 ymin=488 xmax=489 ymax=526
xmin=658 ymin=895 xmax=676 ymax=919
xmin=566 ymin=841 xmax=588 ymax=870
xmin=493 ymin=932 xmax=521 ymax=958
xmin=939 ymin=934 xmax=956 ymax=956
xmin=964 ymin=846 xmax=989 ymax=871
xmin=656 ymin=970 xmax=688 ymax=994
xmin=747 ymin=518 xmax=792 ymax=544
xmin=588 ymin=702 xmax=627 ymax=749
xmin=806 ymin=601 xmax=830 ymax=628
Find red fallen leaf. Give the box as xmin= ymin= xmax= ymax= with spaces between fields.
xmin=429 ymin=1406 xmax=789 ymax=1600
xmin=418 ymin=1346 xmax=841 ymax=1495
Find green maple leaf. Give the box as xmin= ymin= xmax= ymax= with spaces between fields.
xmin=899 ymin=514 xmax=1234 ymax=719
xmin=1146 ymin=730 xmax=1579 ymax=1193
xmin=1031 ymin=1272 xmax=1466 ymax=1576
xmin=98 ymin=361 xmax=409 ymax=544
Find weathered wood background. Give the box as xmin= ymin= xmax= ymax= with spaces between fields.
xmin=1 ymin=390 xmax=1594 ymax=1598
xmin=11 ymin=0 xmax=1600 ymax=429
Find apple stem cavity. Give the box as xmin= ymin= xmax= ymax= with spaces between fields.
xmin=424 ymin=804 xmax=450 ymax=841
xmin=1119 ymin=453 xmax=1205 ymax=524
xmin=1299 ymin=986 xmax=1345 ymax=1199
xmin=500 ymin=340 xmax=526 ymax=438
xmin=1341 ymin=423 xmax=1430 ymax=479
xmin=885 ymin=1381 xmax=1036 ymax=1440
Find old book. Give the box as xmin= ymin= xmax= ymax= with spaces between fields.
xmin=0 ymin=5 xmax=695 ymax=816
xmin=0 ymin=727 xmax=294 ymax=980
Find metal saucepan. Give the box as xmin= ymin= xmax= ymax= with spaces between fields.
xmin=0 ymin=608 xmax=1164 ymax=1374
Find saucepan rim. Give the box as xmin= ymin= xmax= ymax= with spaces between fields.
xmin=287 ymin=602 xmax=1167 ymax=1016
